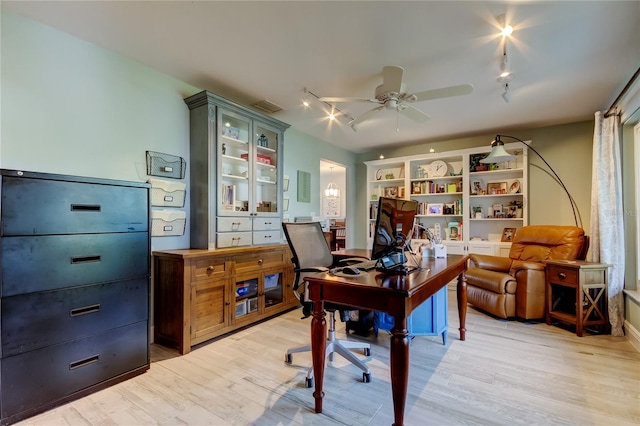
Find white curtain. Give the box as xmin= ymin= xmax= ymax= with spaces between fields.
xmin=590 ymin=111 xmax=625 ymax=336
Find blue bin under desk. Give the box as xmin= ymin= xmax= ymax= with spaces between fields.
xmin=374 ymin=285 xmax=448 ymax=344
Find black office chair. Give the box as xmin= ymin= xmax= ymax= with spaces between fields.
xmin=282 ymin=222 xmax=371 ymax=388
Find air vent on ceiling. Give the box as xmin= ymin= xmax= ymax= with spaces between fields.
xmin=251 ymin=99 xmax=285 ymax=114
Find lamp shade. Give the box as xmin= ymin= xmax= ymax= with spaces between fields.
xmin=480 ymin=137 xmax=516 ymax=163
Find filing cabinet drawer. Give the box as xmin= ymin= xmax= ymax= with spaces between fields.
xmin=192 ymin=257 xmax=227 ymax=281
xmin=0 ymin=176 xmax=148 ymax=236
xmin=1 ymin=233 xmax=149 ymax=296
xmin=1 ymin=321 xmax=148 ymax=419
xmin=235 ymin=249 xmax=284 ymax=273
xmin=252 ymin=217 xmax=281 ymax=231
xmin=217 ymin=232 xmax=252 ymax=248
xmin=217 ymin=217 xmax=252 ymax=232
xmin=253 ymin=230 xmax=282 ymax=245
xmin=1 ymin=278 xmax=149 ymax=357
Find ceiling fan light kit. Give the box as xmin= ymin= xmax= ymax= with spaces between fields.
xmin=319 ymin=65 xmax=473 ymax=131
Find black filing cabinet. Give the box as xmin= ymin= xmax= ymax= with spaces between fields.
xmin=0 ymin=169 xmax=151 ymax=425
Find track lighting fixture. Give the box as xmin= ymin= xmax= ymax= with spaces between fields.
xmin=496 ymin=14 xmax=514 ymax=101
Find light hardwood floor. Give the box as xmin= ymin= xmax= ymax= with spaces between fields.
xmin=18 ymin=289 xmax=640 ymax=425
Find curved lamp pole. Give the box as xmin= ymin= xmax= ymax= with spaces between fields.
xmin=481 ymin=134 xmax=580 ymax=228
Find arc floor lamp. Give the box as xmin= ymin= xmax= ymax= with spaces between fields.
xmin=481 ymin=134 xmax=581 ymax=228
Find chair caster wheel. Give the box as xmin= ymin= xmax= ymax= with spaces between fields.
xmin=364 ymin=348 xmax=371 ymax=356
xmin=285 ymin=354 xmax=292 ymax=364
xmin=363 ymin=372 xmax=371 ymax=383
xmin=305 ymin=377 xmax=314 ymax=388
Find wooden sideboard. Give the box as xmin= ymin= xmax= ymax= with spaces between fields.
xmin=153 ymin=244 xmax=298 ymax=354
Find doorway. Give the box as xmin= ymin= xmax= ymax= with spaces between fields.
xmin=320 ymin=160 xmax=347 ymax=247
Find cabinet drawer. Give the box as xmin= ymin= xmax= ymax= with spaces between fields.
xmin=253 ymin=230 xmax=282 ymax=245
xmin=192 ymin=257 xmax=227 ymax=281
xmin=1 ymin=176 xmax=148 ymax=236
xmin=217 ymin=217 xmax=252 ymax=232
xmin=235 ymin=250 xmax=284 ymax=272
xmin=252 ymin=217 xmax=281 ymax=231
xmin=1 ymin=278 xmax=148 ymax=357
xmin=1 ymin=233 xmax=149 ymax=296
xmin=1 ymin=321 xmax=148 ymax=419
xmin=548 ymin=266 xmax=578 ymax=285
xmin=217 ymin=232 xmax=252 ymax=248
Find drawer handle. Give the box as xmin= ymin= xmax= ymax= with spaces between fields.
xmin=258 ymin=259 xmax=263 ymax=265
xmin=264 ymin=235 xmax=272 ymax=239
xmin=265 ymin=222 xmax=272 ymax=225
xmin=558 ymin=272 xmax=567 ymax=280
xmin=232 ymin=237 xmax=241 ymax=241
xmin=69 ymin=354 xmax=100 ymax=370
xmin=71 ymin=204 xmax=101 ymax=212
xmin=164 ymin=195 xmax=174 ymax=202
xmin=232 ymin=222 xmax=241 ymax=226
xmin=71 ymin=255 xmax=101 ymax=264
xmin=70 ymin=304 xmax=101 ymax=317
xmin=207 ymin=266 xmax=215 ymax=271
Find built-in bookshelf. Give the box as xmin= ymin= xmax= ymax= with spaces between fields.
xmin=364 ymin=143 xmax=528 ymax=256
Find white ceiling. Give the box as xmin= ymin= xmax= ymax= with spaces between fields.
xmin=5 ymin=1 xmax=639 ymax=153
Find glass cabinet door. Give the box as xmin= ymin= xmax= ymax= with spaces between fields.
xmin=218 ymin=110 xmax=252 ymax=216
xmin=263 ymin=270 xmax=284 ymax=312
xmin=253 ymin=123 xmax=280 ymax=215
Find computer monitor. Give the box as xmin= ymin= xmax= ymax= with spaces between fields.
xmin=371 ymin=197 xmax=418 ymax=261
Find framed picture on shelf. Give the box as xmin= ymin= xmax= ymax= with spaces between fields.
xmin=501 ymin=227 xmax=516 ymax=242
xmin=471 ymin=180 xmax=482 ymax=195
xmin=487 ymin=181 xmax=508 ymax=195
xmin=426 ymin=203 xmax=444 ymax=216
xmin=384 ymin=186 xmax=398 ymax=198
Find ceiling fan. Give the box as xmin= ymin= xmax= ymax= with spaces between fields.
xmin=319 ymin=66 xmax=473 ymax=131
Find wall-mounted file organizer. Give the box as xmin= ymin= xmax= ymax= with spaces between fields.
xmin=146 ymin=151 xmax=186 ymax=179
xmin=151 ymin=210 xmax=186 ymax=237
xmin=148 ymin=178 xmax=186 ymax=207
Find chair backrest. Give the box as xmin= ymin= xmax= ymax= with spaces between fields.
xmin=283 ymin=222 xmax=334 ymax=272
xmin=508 ymin=225 xmax=586 ymax=262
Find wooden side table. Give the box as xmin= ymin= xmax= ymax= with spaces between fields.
xmin=545 ymin=260 xmax=611 ymax=336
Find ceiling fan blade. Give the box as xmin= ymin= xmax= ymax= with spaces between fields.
xmin=349 ymin=105 xmax=385 ymax=131
xmin=382 ymin=66 xmax=404 ymax=94
xmin=318 ymin=96 xmax=377 ymax=103
xmin=412 ymin=84 xmax=474 ymax=102
xmin=399 ymin=104 xmax=430 ymax=123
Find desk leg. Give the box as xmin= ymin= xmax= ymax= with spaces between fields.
xmin=311 ymin=300 xmax=326 ymax=413
xmin=390 ymin=317 xmax=409 ymax=426
xmin=457 ymin=271 xmax=467 ymax=341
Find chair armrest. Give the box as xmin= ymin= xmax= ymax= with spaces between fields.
xmin=468 ymin=254 xmax=512 ymax=272
xmin=297 ymin=266 xmax=329 ymax=273
xmin=466 ymin=267 xmax=517 ymax=294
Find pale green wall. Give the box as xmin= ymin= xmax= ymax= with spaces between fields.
xmin=282 ymin=127 xmax=357 ymax=230
xmin=1 ymin=9 xmax=200 ymax=251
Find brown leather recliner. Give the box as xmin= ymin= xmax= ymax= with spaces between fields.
xmin=466 ymin=226 xmax=588 ymax=320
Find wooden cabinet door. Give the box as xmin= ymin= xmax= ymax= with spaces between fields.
xmin=190 ymin=277 xmax=230 ymax=346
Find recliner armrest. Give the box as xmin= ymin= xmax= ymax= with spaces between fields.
xmin=510 ymin=260 xmax=546 ymax=273
xmin=468 ymin=254 xmax=512 ymax=272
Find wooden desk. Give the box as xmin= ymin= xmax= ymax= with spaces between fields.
xmin=305 ymin=254 xmax=469 ymax=426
